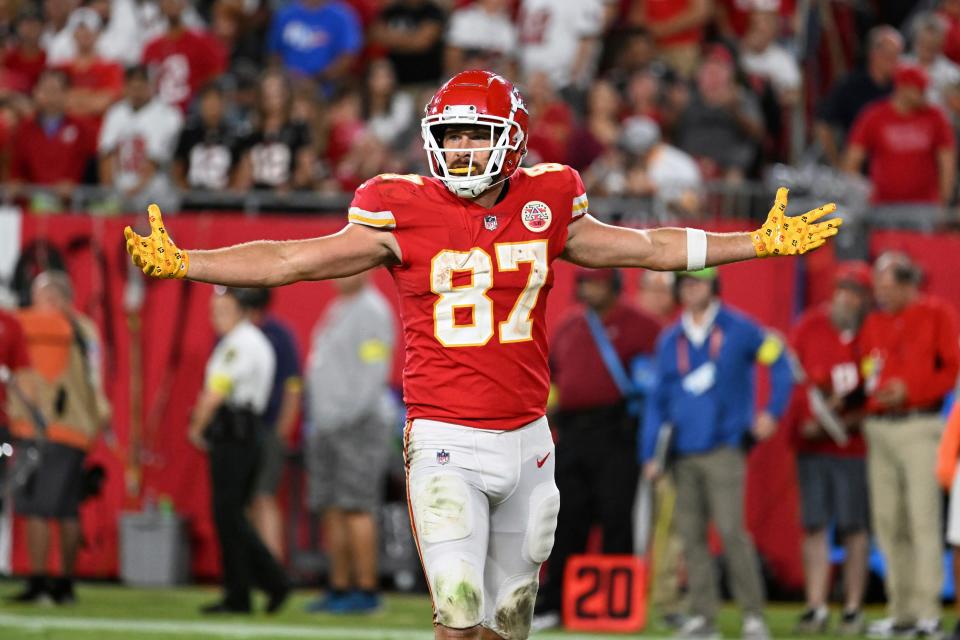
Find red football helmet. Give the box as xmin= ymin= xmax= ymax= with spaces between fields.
xmin=421 ymin=70 xmax=529 ymax=198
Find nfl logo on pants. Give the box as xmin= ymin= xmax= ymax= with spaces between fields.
xmin=436 ymin=449 xmax=450 ymax=465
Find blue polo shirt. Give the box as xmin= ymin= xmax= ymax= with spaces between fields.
xmin=268 ymin=1 xmax=362 ymax=77
xmin=642 ymin=304 xmax=793 ymax=461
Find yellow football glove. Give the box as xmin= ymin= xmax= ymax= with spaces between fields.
xmin=123 ymin=204 xmax=189 ymax=279
xmin=752 ymin=187 xmax=843 ymax=257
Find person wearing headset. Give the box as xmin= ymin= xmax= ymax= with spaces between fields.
xmin=860 ymin=252 xmax=960 ymax=640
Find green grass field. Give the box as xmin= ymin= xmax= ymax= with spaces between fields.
xmin=0 ymin=580 xmax=912 ymax=639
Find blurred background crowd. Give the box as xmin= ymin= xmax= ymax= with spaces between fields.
xmin=1 ymin=0 xmax=959 ymax=227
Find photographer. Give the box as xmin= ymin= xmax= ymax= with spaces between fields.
xmin=7 ymin=271 xmax=109 ymax=605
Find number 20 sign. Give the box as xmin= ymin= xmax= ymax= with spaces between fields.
xmin=562 ymin=554 xmax=647 ymax=632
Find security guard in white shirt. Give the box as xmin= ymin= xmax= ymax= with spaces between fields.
xmin=189 ymin=287 xmax=289 ymax=614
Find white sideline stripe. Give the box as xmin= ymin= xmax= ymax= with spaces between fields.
xmin=0 ymin=613 xmax=813 ymax=640
xmin=0 ymin=614 xmax=430 ymax=639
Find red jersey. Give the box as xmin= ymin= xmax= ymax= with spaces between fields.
xmin=788 ymin=305 xmax=866 ymax=456
xmin=10 ymin=114 xmax=95 ymax=184
xmin=348 ymin=163 xmax=589 ymax=430
xmin=859 ymin=295 xmax=960 ymax=414
xmin=142 ymin=30 xmax=227 ymax=111
xmin=57 ymin=58 xmax=124 ymax=135
xmin=58 ymin=59 xmax=123 ymax=97
xmin=644 ymin=0 xmax=703 ymax=47
xmin=0 ymin=309 xmax=30 ymax=427
xmin=2 ymin=47 xmax=46 ymax=93
xmin=848 ymin=99 xmax=955 ymax=204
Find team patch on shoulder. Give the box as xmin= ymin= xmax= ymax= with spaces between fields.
xmin=521 ymin=201 xmax=552 ymax=233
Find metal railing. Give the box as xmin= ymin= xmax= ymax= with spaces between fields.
xmin=0 ymin=171 xmax=877 ymax=231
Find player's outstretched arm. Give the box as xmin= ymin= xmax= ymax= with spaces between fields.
xmin=124 ymin=205 xmax=400 ymax=287
xmin=562 ymin=188 xmax=842 ymax=271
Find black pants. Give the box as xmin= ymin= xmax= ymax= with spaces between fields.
xmin=208 ymin=430 xmax=287 ymax=608
xmin=538 ymin=404 xmax=639 ymax=612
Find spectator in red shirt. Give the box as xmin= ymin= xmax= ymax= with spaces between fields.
xmin=635 ymin=0 xmax=713 ymax=78
xmin=843 ymin=64 xmax=957 ymax=230
xmin=9 ymin=69 xmax=95 ymax=209
xmin=3 ymin=9 xmax=46 ymax=94
xmin=55 ymin=8 xmax=123 ymax=137
xmin=788 ymin=262 xmax=872 ymax=636
xmin=859 ymin=252 xmax=960 ymax=639
xmin=142 ymin=0 xmax=228 ymax=112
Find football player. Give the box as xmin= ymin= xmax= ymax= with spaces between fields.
xmin=125 ymin=70 xmax=842 ymax=640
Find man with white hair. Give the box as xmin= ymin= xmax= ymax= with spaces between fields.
xmin=903 ymin=11 xmax=960 ymax=106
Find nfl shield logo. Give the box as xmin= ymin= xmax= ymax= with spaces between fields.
xmin=483 ymin=215 xmax=498 ymax=231
xmin=437 ymin=449 xmax=450 ymax=465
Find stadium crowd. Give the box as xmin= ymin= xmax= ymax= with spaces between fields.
xmin=0 ymin=0 xmax=958 ymax=223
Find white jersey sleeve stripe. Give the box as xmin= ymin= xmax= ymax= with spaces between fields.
xmin=348 ymin=207 xmax=397 ymax=229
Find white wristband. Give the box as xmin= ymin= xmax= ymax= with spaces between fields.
xmin=686 ymin=228 xmax=707 ymax=271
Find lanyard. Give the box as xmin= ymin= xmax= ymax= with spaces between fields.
xmin=584 ymin=309 xmax=637 ymax=399
xmin=677 ymin=327 xmax=724 ymax=376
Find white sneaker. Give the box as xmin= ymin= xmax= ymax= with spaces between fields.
xmin=916 ymin=618 xmax=943 ymax=640
xmin=675 ymin=615 xmax=721 ymax=639
xmin=742 ymin=614 xmax=771 ymax=640
xmin=794 ymin=606 xmax=830 ymax=634
xmin=867 ymin=617 xmax=917 ymax=639
xmin=530 ymin=611 xmax=561 ymax=632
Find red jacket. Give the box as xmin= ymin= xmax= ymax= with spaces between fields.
xmin=859 ymin=295 xmax=960 ymax=413
xmin=10 ymin=114 xmax=96 ymax=184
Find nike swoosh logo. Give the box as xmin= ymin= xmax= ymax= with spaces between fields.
xmin=536 ymin=453 xmax=550 ymax=468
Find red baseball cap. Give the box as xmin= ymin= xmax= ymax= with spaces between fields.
xmin=705 ymin=44 xmax=734 ymax=66
xmin=834 ymin=260 xmax=872 ymax=291
xmin=894 ymin=64 xmax=929 ymax=92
